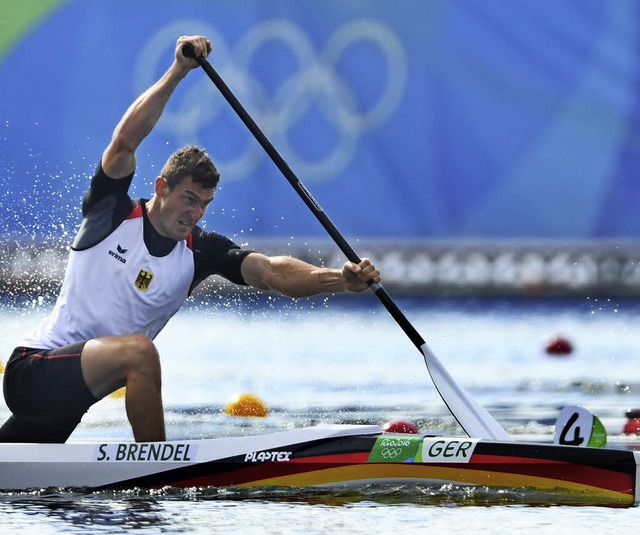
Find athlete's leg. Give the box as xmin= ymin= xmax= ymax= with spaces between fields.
xmin=0 ymin=342 xmax=96 ymax=443
xmin=0 ymin=415 xmax=81 ymax=443
xmin=81 ymin=334 xmax=166 ymax=442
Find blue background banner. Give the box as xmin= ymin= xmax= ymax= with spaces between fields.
xmin=1 ymin=0 xmax=640 ymax=243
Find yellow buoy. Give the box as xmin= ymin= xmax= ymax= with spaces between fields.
xmin=0 ymin=361 xmax=4 ymax=374
xmin=110 ymin=387 xmax=126 ymax=399
xmin=224 ymin=393 xmax=269 ymax=417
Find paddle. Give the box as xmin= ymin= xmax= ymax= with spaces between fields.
xmin=183 ymin=44 xmax=511 ymax=441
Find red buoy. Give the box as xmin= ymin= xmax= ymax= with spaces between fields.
xmin=382 ymin=420 xmax=419 ymax=434
xmin=545 ymin=335 xmax=574 ymax=356
xmin=623 ymin=409 xmax=640 ymax=435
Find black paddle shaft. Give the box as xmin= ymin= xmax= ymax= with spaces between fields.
xmin=182 ymin=44 xmax=426 ymax=352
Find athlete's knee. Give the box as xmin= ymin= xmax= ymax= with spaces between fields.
xmin=123 ymin=335 xmax=161 ymax=381
xmin=0 ymin=415 xmax=81 ymax=443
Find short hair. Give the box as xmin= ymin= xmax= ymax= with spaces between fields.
xmin=160 ymin=146 xmax=220 ymax=189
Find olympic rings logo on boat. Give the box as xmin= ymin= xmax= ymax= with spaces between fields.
xmin=135 ymin=19 xmax=408 ymax=181
xmin=380 ymin=447 xmax=404 ymax=459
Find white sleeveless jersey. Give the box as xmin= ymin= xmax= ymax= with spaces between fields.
xmin=18 ymin=206 xmax=194 ymax=348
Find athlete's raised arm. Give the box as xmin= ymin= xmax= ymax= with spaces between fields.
xmin=102 ymin=35 xmax=212 ymax=179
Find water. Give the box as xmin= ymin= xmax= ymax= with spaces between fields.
xmin=0 ymin=294 xmax=639 ymax=533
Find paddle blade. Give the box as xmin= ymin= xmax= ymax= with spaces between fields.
xmin=420 ymin=343 xmax=512 ymax=441
xmin=553 ymin=405 xmax=607 ymax=448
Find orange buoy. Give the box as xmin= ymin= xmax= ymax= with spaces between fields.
xmin=224 ymin=393 xmax=269 ymax=417
xmin=382 ymin=420 xmax=419 ymax=434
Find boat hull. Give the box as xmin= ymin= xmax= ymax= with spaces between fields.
xmin=0 ymin=424 xmax=636 ymax=506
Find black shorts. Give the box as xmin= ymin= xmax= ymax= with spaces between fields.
xmin=3 ymin=342 xmax=98 ymax=421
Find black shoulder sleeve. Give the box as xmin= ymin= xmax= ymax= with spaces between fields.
xmin=72 ymin=162 xmax=136 ymax=251
xmin=190 ymin=226 xmax=254 ymax=291
xmin=82 ymin=162 xmax=134 ymax=215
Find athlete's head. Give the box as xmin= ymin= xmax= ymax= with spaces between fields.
xmin=148 ymin=146 xmax=219 ymax=241
xmin=161 ymin=146 xmax=220 ymax=190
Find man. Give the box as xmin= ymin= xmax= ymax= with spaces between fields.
xmin=0 ymin=35 xmax=381 ymax=444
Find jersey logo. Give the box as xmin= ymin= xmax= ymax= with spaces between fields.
xmin=134 ymin=269 xmax=154 ymax=291
xmin=108 ymin=244 xmax=128 ymax=264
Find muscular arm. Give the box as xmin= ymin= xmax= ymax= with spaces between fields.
xmin=102 ymin=36 xmax=212 ymax=179
xmin=240 ymin=253 xmax=380 ymax=297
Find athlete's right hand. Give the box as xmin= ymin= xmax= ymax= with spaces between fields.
xmin=176 ymin=35 xmax=212 ymax=67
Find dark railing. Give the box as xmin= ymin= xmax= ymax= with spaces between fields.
xmin=3 ymin=239 xmax=640 ymax=299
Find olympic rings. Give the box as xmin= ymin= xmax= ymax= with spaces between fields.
xmin=134 ymin=18 xmax=408 ymax=181
xmin=379 ymin=447 xmax=404 ymax=459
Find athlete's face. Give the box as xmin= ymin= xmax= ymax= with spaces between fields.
xmin=153 ymin=176 xmax=215 ymax=240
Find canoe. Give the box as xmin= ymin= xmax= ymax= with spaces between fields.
xmin=0 ymin=423 xmax=637 ymax=506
